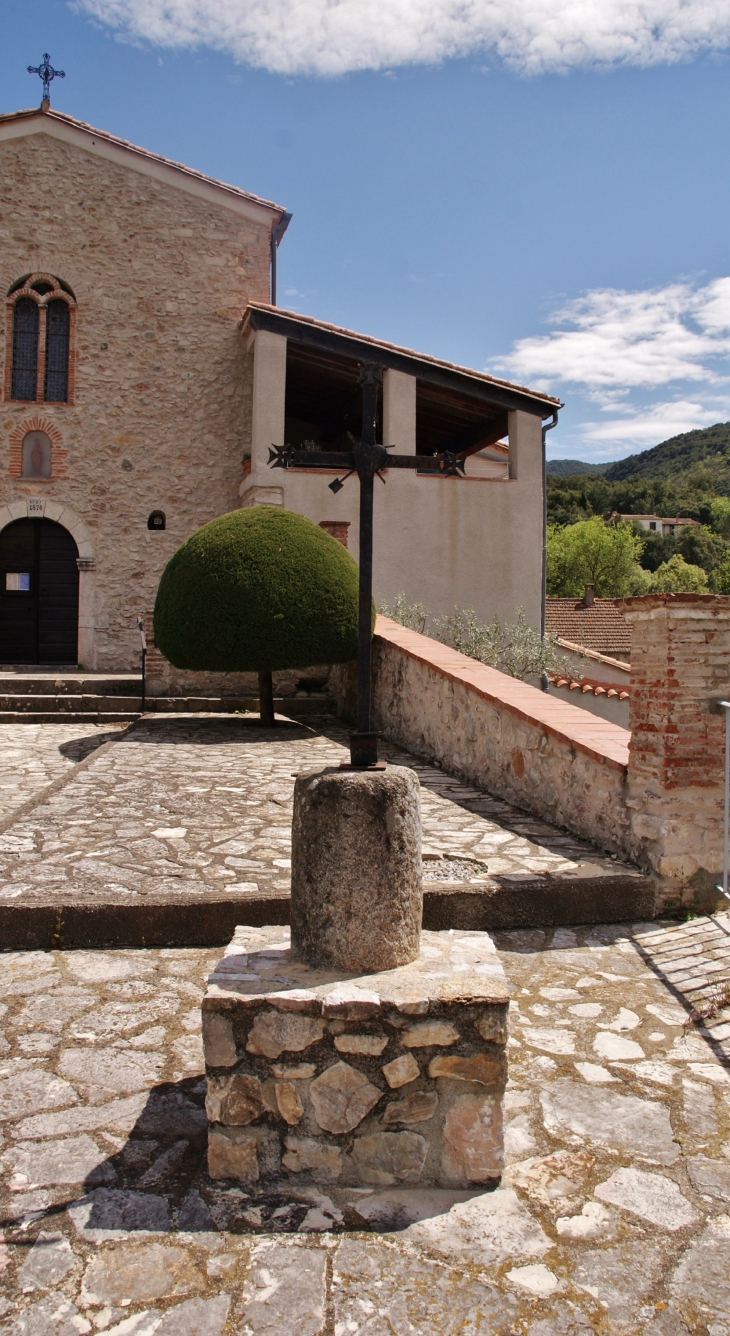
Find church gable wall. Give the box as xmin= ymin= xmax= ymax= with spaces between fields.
xmin=0 ymin=131 xmax=269 ymax=669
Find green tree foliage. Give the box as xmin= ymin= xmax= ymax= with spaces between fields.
xmin=650 ymin=555 xmax=709 ymax=592
xmin=603 ymin=421 xmax=730 ymax=482
xmin=675 ymin=524 xmax=726 ymax=574
xmin=712 ymin=556 xmax=730 ymax=593
xmin=711 ymin=497 xmax=730 ymax=538
xmin=546 ymin=518 xmax=649 ymax=597
xmin=154 ymin=507 xmax=362 ymax=681
xmin=637 ymin=532 xmax=677 ymax=573
xmin=378 ymin=595 xmax=567 ymax=681
xmin=434 ymin=606 xmax=568 ymax=679
xmin=379 ymin=592 xmax=429 ymax=633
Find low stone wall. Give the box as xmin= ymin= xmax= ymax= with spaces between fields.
xmin=340 ymin=617 xmax=632 ymax=860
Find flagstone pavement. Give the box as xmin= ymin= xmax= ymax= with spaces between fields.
xmin=0 ymin=715 xmax=628 ymax=912
xmin=0 ymin=722 xmax=729 ymax=1334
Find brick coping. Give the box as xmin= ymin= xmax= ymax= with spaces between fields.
xmin=374 ymin=616 xmax=630 ymax=772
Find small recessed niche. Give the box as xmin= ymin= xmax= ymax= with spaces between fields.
xmin=148 ymin=510 xmax=166 ymax=531
xmin=22 ymin=430 xmax=51 ymax=478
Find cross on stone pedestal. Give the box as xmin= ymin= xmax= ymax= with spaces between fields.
xmin=27 ymin=54 xmax=65 ymax=107
xmin=269 ymin=362 xmax=465 ymax=767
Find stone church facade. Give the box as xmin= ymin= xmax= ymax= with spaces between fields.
xmin=0 ymin=105 xmax=559 ymax=672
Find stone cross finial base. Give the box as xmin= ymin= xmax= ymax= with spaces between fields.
xmin=202 ymin=926 xmax=508 ymax=1191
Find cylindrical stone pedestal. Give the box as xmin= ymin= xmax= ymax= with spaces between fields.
xmin=290 ymin=764 xmax=422 ymax=972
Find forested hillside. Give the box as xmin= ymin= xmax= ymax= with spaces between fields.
xmin=547 ymin=420 xmax=730 ymax=527
xmin=546 ymin=459 xmax=608 ymax=477
xmin=603 ymin=421 xmax=730 ymax=482
xmin=545 ymin=420 xmax=730 ymax=594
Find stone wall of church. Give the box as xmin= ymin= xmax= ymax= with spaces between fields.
xmin=0 ymin=128 xmax=271 ymax=669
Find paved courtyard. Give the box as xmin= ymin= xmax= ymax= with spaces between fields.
xmin=0 ymin=721 xmax=729 ymax=1334
xmin=0 ymin=724 xmax=124 ymax=829
xmin=0 ymin=715 xmax=629 ymax=915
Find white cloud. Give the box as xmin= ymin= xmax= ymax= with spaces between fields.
xmin=494 ymin=275 xmax=730 ymax=456
xmin=580 ymin=398 xmax=730 ymax=446
xmin=74 ymin=0 xmax=730 ymax=76
xmin=495 ymin=279 xmax=730 ymax=398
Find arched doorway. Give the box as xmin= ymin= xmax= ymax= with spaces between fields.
xmin=0 ymin=518 xmax=79 ymax=664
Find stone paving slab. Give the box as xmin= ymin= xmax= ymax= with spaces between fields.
xmin=0 ymin=717 xmax=653 ymax=947
xmin=1 ymin=915 xmax=729 ymax=1333
xmin=0 ymin=723 xmax=126 ymax=827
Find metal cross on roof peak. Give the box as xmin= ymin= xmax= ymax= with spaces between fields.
xmin=28 ymin=54 xmax=65 ymax=107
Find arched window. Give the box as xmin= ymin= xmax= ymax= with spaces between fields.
xmin=11 ymin=299 xmax=39 ymax=401
xmin=44 ymin=300 xmax=70 ymax=402
xmin=147 ymin=510 xmax=166 ymax=530
xmin=5 ymin=276 xmax=75 ymax=404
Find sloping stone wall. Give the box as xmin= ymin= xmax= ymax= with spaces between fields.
xmin=332 ymin=618 xmax=632 ymax=860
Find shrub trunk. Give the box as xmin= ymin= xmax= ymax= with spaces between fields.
xmin=258 ymin=670 xmax=275 ymax=728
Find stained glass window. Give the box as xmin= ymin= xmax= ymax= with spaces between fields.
xmin=10 ymin=298 xmax=39 ymax=401
xmin=44 ymin=299 xmax=70 ymax=402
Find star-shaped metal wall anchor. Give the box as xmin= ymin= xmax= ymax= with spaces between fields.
xmin=269 ymin=362 xmax=465 ymax=767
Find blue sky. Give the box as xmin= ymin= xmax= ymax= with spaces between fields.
xmin=4 ymin=0 xmax=730 ymax=460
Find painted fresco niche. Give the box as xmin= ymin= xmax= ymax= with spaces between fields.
xmin=22 ymin=430 xmax=52 ymax=478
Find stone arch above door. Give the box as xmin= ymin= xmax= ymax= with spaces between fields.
xmin=0 ymin=499 xmax=94 ymax=561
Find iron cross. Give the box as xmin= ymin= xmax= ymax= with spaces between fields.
xmin=28 ymin=54 xmax=65 ymax=106
xmin=269 ymin=362 xmax=465 ymax=768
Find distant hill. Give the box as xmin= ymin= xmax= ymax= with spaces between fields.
xmin=604 ymin=422 xmax=730 ymax=482
xmin=546 ymin=459 xmax=610 ymax=477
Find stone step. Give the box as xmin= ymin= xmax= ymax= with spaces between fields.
xmin=0 ymin=870 xmax=657 ymax=950
xmin=0 ymin=674 xmax=142 ymax=695
xmin=0 ymin=694 xmax=143 ymax=712
xmin=0 ymin=711 xmax=141 ymax=724
xmin=0 ymin=695 xmax=335 ymax=722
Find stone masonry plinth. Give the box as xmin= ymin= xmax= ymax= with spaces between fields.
xmin=202 ymin=926 xmax=508 ymax=1190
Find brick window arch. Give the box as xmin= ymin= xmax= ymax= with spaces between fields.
xmin=5 ymin=275 xmax=76 ymax=405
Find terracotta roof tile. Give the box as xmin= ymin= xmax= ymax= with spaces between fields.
xmin=546 ymin=599 xmax=631 ymax=658
xmin=243 ymin=302 xmax=561 ymax=409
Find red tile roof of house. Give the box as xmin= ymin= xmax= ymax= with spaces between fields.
xmin=546 ymin=599 xmax=631 ymax=659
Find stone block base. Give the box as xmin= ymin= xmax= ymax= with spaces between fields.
xmin=202 ymin=927 xmax=508 ymax=1190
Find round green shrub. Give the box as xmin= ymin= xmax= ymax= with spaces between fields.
xmin=154 ymin=507 xmax=363 ymax=671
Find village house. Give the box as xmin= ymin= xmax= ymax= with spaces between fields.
xmin=0 ymin=105 xmax=559 ymax=671
xmin=617 ymin=512 xmax=699 ymax=537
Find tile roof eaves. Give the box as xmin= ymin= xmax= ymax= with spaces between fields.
xmin=242 ymin=302 xmax=561 ymax=409
xmin=0 ymin=107 xmax=286 ymax=216
xmin=556 ymin=639 xmax=631 ymax=672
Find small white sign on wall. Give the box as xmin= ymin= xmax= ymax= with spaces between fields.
xmin=27 ymin=498 xmax=46 ymax=517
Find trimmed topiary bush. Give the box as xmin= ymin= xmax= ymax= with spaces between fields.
xmin=154 ymin=507 xmax=363 ymax=722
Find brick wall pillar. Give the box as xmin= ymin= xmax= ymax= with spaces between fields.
xmin=622 ymin=593 xmax=730 ymax=907
xmin=142 ymin=609 xmax=171 ymax=696
xmin=319 ymin=520 xmax=350 ymax=548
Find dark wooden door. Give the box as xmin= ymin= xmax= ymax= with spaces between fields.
xmin=0 ymin=518 xmax=79 ymax=664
